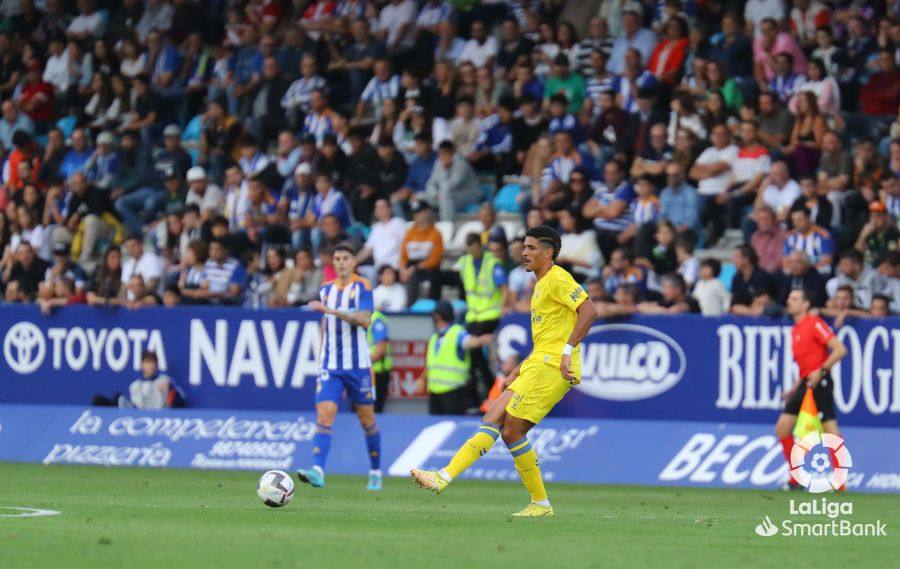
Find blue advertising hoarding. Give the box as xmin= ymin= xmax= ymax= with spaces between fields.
xmin=496 ymin=314 xmax=900 ymax=427
xmin=1 ymin=306 xmax=898 ymax=426
xmin=0 ymin=405 xmax=897 ymax=493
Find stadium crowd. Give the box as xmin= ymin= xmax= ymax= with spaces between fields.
xmin=0 ymin=0 xmax=898 ymax=323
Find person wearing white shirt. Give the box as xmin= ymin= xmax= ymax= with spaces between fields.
xmin=756 ymin=160 xmax=801 ymax=221
xmin=185 ymin=166 xmax=225 ymax=220
xmin=744 ymin=0 xmax=786 ymax=37
xmin=67 ymin=0 xmax=106 ymax=40
xmin=459 ymin=20 xmax=498 ymax=68
xmin=356 ymin=199 xmax=408 ymax=281
xmin=43 ymin=37 xmax=70 ymax=94
xmin=373 ymin=266 xmax=408 ymax=311
xmin=693 ymin=259 xmax=731 ymax=316
xmin=689 ymin=124 xmax=738 ymax=244
xmin=557 ymin=208 xmax=603 ymax=280
xmin=121 ymin=235 xmax=163 ymax=291
xmin=378 ymin=0 xmax=417 ymax=50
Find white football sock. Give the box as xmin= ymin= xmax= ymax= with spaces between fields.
xmin=438 ymin=469 xmax=452 ymax=482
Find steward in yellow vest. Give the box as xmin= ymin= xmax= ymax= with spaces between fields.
xmin=457 ymin=233 xmax=508 ymax=406
xmin=420 ymin=301 xmax=494 ymax=415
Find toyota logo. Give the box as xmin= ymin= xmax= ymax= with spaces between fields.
xmin=3 ymin=322 xmax=46 ymax=374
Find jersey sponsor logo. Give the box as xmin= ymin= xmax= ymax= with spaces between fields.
xmin=577 ymin=324 xmax=686 ymax=401
xmin=570 ymin=286 xmax=584 ymax=302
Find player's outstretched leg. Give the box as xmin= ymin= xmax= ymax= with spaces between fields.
xmin=298 ymin=402 xmax=337 ymax=488
xmin=503 ymin=416 xmax=552 ymax=517
xmin=356 ymin=403 xmax=382 ymax=491
xmin=411 ymin=391 xmax=512 ymax=493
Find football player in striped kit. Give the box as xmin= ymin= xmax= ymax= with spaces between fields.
xmin=296 ymin=243 xmax=383 ymax=491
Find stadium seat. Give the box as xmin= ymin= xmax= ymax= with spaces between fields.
xmin=56 ymin=116 xmax=77 ymax=139
xmin=493 ymin=183 xmax=521 ymax=213
xmin=408 ymin=299 xmax=436 ymax=313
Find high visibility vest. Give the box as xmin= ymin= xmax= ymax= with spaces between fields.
xmin=460 ymin=252 xmax=503 ymax=323
xmin=426 ymin=324 xmax=470 ymax=394
xmin=366 ymin=311 xmax=393 ymax=373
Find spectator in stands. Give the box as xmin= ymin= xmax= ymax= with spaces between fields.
xmin=602 ymin=246 xmax=645 ymax=296
xmin=692 ymin=259 xmax=730 ymax=316
xmin=783 ymin=91 xmax=826 ymax=176
xmin=727 ymin=120 xmax=771 ymax=229
xmin=784 ymin=205 xmax=835 ymax=274
xmin=121 ymin=234 xmax=163 ymax=292
xmin=0 ymin=102 xmax=33 ymax=153
xmin=792 ymin=175 xmax=833 ymax=232
xmin=827 ymin=249 xmax=877 ymax=310
xmin=856 ymin=201 xmax=900 ymax=267
xmin=730 ymin=244 xmax=775 ymax=310
xmin=658 ymin=162 xmax=700 ymax=235
xmin=55 ymin=171 xmax=119 ymax=269
xmin=356 ymin=198 xmax=406 ymax=282
xmin=748 ymin=206 xmax=785 ymax=274
xmin=423 ymin=140 xmax=481 ymax=222
xmin=859 ymin=49 xmax=900 ymax=127
xmin=59 ymin=127 xmax=92 ymax=180
xmin=637 ymin=272 xmax=700 ymax=314
xmin=557 ymin=206 xmax=602 ymax=281
xmin=393 ymin=132 xmax=435 ymax=217
xmin=775 ymin=250 xmax=827 ymax=307
xmin=690 ymin=123 xmax=738 ymax=246
xmin=583 ymin=159 xmax=636 ymax=262
xmin=124 ymin=274 xmax=161 ymax=308
xmin=755 ymin=160 xmax=801 ymax=226
xmin=607 ymin=6 xmax=657 ymax=75
xmin=817 ymin=130 xmax=852 ymax=224
xmin=821 ymin=285 xmax=869 ymax=327
xmin=399 ymin=201 xmax=443 ymax=305
xmin=199 ymin=97 xmax=243 ymax=184
xmin=756 ymin=90 xmax=794 ymax=151
xmin=199 ymin=238 xmax=245 ymax=305
xmin=630 ymin=122 xmax=671 ymax=187
xmin=870 ymin=294 xmax=892 ymax=318
xmin=373 ymin=265 xmax=407 ymax=312
xmin=285 ymin=247 xmax=322 ymax=306
xmin=2 ymin=241 xmax=49 ymax=300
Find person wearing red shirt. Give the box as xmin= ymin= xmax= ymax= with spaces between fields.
xmin=16 ymin=60 xmax=55 ymax=130
xmin=775 ymin=288 xmax=848 ymax=489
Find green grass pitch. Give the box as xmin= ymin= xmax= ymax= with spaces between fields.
xmin=0 ymin=463 xmax=897 ymax=569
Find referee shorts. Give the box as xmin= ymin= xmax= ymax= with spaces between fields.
xmin=783 ymin=371 xmax=837 ymax=422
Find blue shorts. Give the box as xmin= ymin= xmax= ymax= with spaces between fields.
xmin=315 ymin=368 xmax=376 ymax=405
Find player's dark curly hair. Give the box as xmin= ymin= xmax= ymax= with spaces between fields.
xmin=525 ymin=225 xmax=562 ymax=261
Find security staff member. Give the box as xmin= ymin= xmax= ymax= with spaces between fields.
xmin=458 ymin=233 xmax=508 ymax=405
xmin=367 ymin=309 xmax=393 ymax=413
xmin=420 ymin=301 xmax=494 ymax=415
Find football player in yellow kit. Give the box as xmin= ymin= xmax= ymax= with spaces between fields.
xmin=412 ymin=225 xmax=599 ymax=516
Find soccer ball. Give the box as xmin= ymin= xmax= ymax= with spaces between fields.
xmin=257 ymin=470 xmax=295 ymax=508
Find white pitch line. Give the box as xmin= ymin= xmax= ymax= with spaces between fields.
xmin=0 ymin=507 xmax=61 ymax=518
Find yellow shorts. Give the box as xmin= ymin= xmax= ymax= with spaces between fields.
xmin=505 ymin=357 xmax=574 ymax=424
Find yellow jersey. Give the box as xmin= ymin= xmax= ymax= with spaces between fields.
xmin=528 ymin=264 xmax=587 ymax=375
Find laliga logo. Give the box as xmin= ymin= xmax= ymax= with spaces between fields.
xmin=790 ymin=432 xmax=853 ymax=493
xmin=3 ymin=322 xmax=46 ymax=374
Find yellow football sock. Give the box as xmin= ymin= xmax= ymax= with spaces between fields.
xmin=508 ymin=437 xmax=548 ymax=503
xmin=443 ymin=422 xmax=501 ymax=479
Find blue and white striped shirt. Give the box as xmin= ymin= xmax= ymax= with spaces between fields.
xmin=783 ymin=226 xmax=834 ymax=266
xmin=361 ymin=74 xmax=401 ymax=104
xmin=302 ymin=109 xmax=338 ymax=147
xmin=202 ymin=258 xmax=246 ymax=294
xmin=474 ymin=114 xmax=513 ymax=154
xmin=417 ymin=2 xmax=452 ymax=28
xmin=318 ymin=275 xmax=375 ymax=371
xmin=281 ymin=75 xmax=327 ymax=112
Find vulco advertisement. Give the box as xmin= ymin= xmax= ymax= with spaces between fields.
xmin=0 ymin=405 xmax=897 ymax=493
xmin=498 ymin=314 xmax=900 ymax=427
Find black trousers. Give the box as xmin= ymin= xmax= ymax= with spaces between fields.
xmin=428 ymin=387 xmax=469 ymax=415
xmin=374 ymin=370 xmax=390 ymax=413
xmin=466 ymin=319 xmax=499 ymax=405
